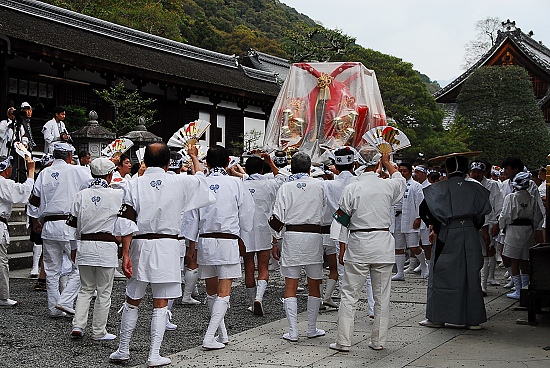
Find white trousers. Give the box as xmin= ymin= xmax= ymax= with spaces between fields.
xmin=42 ymin=239 xmax=80 ymax=313
xmin=336 ymin=262 xmax=392 ymax=348
xmin=0 ymin=236 xmax=9 ymax=300
xmin=72 ymin=265 xmax=115 ymax=337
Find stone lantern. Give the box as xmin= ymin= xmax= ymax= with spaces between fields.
xmin=70 ymin=111 xmax=116 ymax=159
xmin=121 ymin=116 xmax=163 ymax=163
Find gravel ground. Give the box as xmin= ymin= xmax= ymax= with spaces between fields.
xmin=0 ymin=270 xmax=314 ymax=367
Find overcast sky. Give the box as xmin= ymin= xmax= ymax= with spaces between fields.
xmin=281 ymin=0 xmax=550 ymax=86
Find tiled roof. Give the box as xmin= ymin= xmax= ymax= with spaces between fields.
xmin=434 ymin=28 xmax=550 ymax=100
xmin=0 ymin=0 xmax=280 ymax=97
xmin=243 ymin=49 xmax=291 ymax=83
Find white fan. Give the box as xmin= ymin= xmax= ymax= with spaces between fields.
xmin=178 ymin=145 xmax=207 ymax=166
xmin=101 ymin=138 xmax=133 ymax=157
xmin=168 ymin=120 xmax=211 ymax=148
xmin=14 ymin=141 xmax=32 ymax=158
xmin=362 ymin=126 xmax=410 ymax=153
xmin=227 ymin=156 xmax=240 ymax=169
xmin=135 ymin=147 xmax=146 ymax=163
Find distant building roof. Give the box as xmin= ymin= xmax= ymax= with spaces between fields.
xmin=242 ymin=49 xmax=291 ymax=84
xmin=0 ymin=0 xmax=281 ymax=98
xmin=435 ymin=26 xmax=550 ymax=103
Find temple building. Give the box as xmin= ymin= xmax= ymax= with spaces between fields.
xmin=0 ymin=0 xmax=288 ymax=153
xmin=434 ymin=20 xmax=550 ymax=127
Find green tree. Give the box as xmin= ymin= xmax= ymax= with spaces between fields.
xmin=456 ymin=65 xmax=549 ymax=167
xmin=63 ymin=105 xmax=89 ymax=133
xmin=94 ymin=82 xmax=158 ymax=137
xmin=462 ymin=17 xmax=503 ymax=70
xmin=283 ymin=23 xmax=356 ymax=62
xmin=341 ymin=46 xmax=453 ymax=161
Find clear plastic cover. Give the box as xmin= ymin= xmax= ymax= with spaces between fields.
xmin=264 ymin=62 xmax=386 ymax=163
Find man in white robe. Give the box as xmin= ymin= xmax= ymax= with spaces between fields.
xmin=240 ymin=154 xmax=284 ymax=316
xmin=182 ymin=145 xmax=255 ymax=350
xmin=67 ymin=158 xmax=123 ymax=341
xmin=499 ymin=172 xmax=543 ymax=299
xmin=0 ymin=108 xmax=15 ymax=157
xmin=468 ymin=161 xmax=503 ymax=295
xmin=330 ymin=151 xmax=405 ymax=352
xmin=0 ymin=155 xmax=34 ymax=307
xmin=492 ymin=157 xmax=544 ymax=288
xmin=320 ymin=147 xmax=357 ymax=309
xmin=270 ymin=152 xmax=326 ymax=342
xmin=412 ymin=165 xmax=432 ymax=273
xmin=109 ymin=143 xmax=214 ymax=367
xmin=391 ymin=162 xmax=428 ymax=280
xmin=28 ymin=142 xmax=92 ymax=317
xmin=42 ymin=106 xmax=69 ymax=154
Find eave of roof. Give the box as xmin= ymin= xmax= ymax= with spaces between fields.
xmin=0 ymin=0 xmax=281 ymax=97
xmin=434 ymin=28 xmax=550 ymax=101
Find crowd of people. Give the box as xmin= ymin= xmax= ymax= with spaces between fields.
xmin=0 ymin=103 xmax=547 ymax=367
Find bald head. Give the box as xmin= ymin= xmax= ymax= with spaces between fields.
xmin=144 ymin=142 xmax=170 ymax=168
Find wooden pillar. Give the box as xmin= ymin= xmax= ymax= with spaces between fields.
xmin=209 ymin=96 xmax=221 ymax=147
xmin=51 ymin=62 xmax=69 ymax=106
xmin=0 ymin=38 xmax=9 ymax=110
xmin=546 ymin=163 xmax=550 ymax=242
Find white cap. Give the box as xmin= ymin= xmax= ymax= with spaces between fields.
xmin=90 ymin=157 xmax=116 ymax=176
xmin=53 ymin=142 xmax=75 ymax=152
xmin=21 ymin=102 xmax=32 ymax=110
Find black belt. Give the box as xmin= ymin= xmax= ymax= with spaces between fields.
xmin=0 ymin=217 xmax=7 ymax=226
xmin=350 ymin=228 xmax=390 ymax=233
xmin=133 ymin=233 xmax=179 ymax=240
xmin=286 ymin=224 xmax=322 ymax=233
xmin=395 ymin=211 xmax=402 ymax=217
xmin=199 ymin=233 xmax=240 ymax=240
xmin=320 ymin=225 xmax=331 ymax=234
xmin=511 ymin=218 xmax=533 ymax=226
xmin=44 ymin=214 xmax=68 ymax=223
xmin=81 ymin=233 xmax=118 ymax=244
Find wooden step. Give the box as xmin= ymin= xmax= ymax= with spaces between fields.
xmin=7 ymin=235 xmax=33 ymax=254
xmin=8 ymin=221 xmax=30 ymax=237
xmin=9 ymin=205 xmax=28 ymax=223
xmin=8 ymin=251 xmax=33 ymax=270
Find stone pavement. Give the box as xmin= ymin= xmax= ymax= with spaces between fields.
xmin=138 ymin=273 xmax=550 ymax=368
xmin=7 ymin=267 xmax=550 ymax=368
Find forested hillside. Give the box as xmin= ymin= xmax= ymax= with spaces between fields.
xmin=44 ymin=0 xmax=315 ymax=57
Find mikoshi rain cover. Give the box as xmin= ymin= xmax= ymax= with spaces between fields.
xmin=263 ymin=62 xmax=386 ymax=162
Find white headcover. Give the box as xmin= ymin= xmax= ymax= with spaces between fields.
xmin=53 ymin=142 xmax=75 ymax=152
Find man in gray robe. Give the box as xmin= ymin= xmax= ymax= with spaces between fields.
xmin=419 ymin=155 xmax=491 ymax=329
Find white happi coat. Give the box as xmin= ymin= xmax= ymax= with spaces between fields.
xmin=241 ymin=173 xmax=284 ymax=252
xmin=272 ymin=175 xmax=326 ymax=267
xmin=0 ymin=175 xmax=34 ymax=242
xmin=115 ymin=167 xmax=214 ymax=283
xmin=481 ymin=177 xmax=504 ymax=226
xmin=499 ymin=189 xmax=543 ymax=249
xmin=338 ymin=171 xmax=406 ymax=264
xmin=322 ymin=171 xmax=356 ymax=226
xmin=42 ymin=118 xmax=68 ymax=154
xmin=390 ymin=177 xmax=423 ymax=234
xmin=500 ymin=178 xmax=544 ymax=229
xmin=182 ymin=170 xmax=255 ymax=266
xmin=27 ymin=159 xmax=92 ymax=240
xmin=0 ymin=119 xmax=13 ymax=157
xmin=68 ymin=180 xmax=124 ymax=268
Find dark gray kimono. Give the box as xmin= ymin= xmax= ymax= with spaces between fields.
xmin=420 ymin=176 xmax=491 ymax=326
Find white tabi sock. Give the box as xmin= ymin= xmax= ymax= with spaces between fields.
xmin=256 ymin=279 xmax=268 ymax=302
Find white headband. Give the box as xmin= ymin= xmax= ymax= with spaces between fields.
xmin=0 ymin=156 xmax=12 ymax=172
xmin=335 ymin=154 xmax=355 ymax=165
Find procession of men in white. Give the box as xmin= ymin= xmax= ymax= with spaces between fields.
xmin=1 ymin=132 xmax=545 ymax=366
